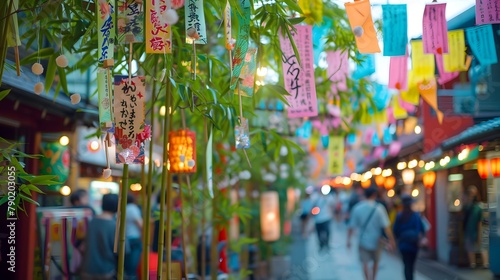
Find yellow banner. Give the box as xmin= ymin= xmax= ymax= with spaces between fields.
xmin=443 ymin=30 xmax=468 ymax=72
xmin=145 ymin=0 xmax=172 ymax=54
xmin=328 ymin=136 xmax=344 ymax=176
xmin=411 ymin=40 xmax=435 ymax=82
xmin=392 ymin=95 xmax=408 ymax=120
xmin=400 ymin=70 xmax=420 ymax=105
xmin=418 ymin=78 xmax=444 ymax=124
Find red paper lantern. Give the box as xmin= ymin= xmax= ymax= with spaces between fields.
xmin=361 ymin=179 xmax=372 ymax=188
xmin=374 ymin=175 xmax=385 ymax=187
xmin=477 ymin=158 xmax=489 ymax=179
xmin=384 ymin=176 xmax=396 ymax=189
xmin=491 ymin=158 xmax=500 ymax=177
xmin=168 ymin=129 xmax=197 ymax=173
xmin=423 ymin=171 xmax=436 ymax=189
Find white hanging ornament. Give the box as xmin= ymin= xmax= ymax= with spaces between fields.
xmin=187 ymin=159 xmax=195 ymax=167
xmin=70 ymin=93 xmax=81 ymax=105
xmin=34 ymin=82 xmax=44 ymax=95
xmin=102 ymin=168 xmax=112 ymax=179
xmin=31 ymin=63 xmax=44 ymax=75
xmin=187 ymin=28 xmax=200 ymax=40
xmin=162 ymin=9 xmax=179 ymax=25
xmin=56 ymin=54 xmax=69 ymax=68
xmin=353 ymin=26 xmax=364 ymax=37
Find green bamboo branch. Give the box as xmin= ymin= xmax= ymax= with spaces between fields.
xmin=117 ymin=163 xmax=129 ymax=279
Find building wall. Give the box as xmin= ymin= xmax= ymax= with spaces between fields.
xmin=435 ymin=170 xmax=451 ymax=263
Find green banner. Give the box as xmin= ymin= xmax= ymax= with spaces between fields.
xmin=97 ymin=68 xmax=113 ymax=129
xmin=97 ymin=0 xmax=116 ymax=63
xmin=39 ymin=142 xmax=70 ymax=191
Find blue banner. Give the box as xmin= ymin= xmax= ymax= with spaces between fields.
xmin=382 ymin=4 xmax=408 ymax=56
xmin=466 ymin=24 xmax=498 ymax=65
xmin=352 ymin=54 xmax=375 ymax=79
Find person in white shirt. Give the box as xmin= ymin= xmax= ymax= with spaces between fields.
xmin=347 ymin=187 xmax=396 ymax=280
xmin=299 ymin=192 xmax=313 ymax=237
xmin=311 ymin=190 xmax=335 ymax=251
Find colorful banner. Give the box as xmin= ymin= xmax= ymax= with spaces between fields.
xmin=97 ymin=0 xmax=116 ymax=63
xmin=400 ymin=70 xmax=420 ymax=105
xmin=344 ymin=0 xmax=380 ymax=54
xmin=417 ymin=78 xmax=444 ymax=124
xmin=117 ymin=0 xmax=144 ymax=43
xmin=443 ymin=30 xmax=469 ymax=72
xmin=328 ymin=136 xmax=344 ymax=176
xmin=382 ymin=4 xmax=407 ymax=56
xmin=280 ymin=25 xmax=318 ymax=118
xmin=326 ymin=50 xmax=348 ymax=94
xmin=6 ymin=0 xmax=20 ymax=47
xmin=113 ymin=76 xmax=147 ymax=164
xmin=352 ymin=54 xmax=375 ymax=80
xmin=97 ymin=68 xmax=113 ymax=129
xmin=238 ymin=47 xmax=257 ymax=97
xmin=185 ymin=0 xmax=207 ymax=44
xmin=422 ymin=3 xmax=448 ymax=55
xmin=388 ymin=54 xmax=408 ymax=90
xmin=411 ymin=40 xmax=435 ymax=82
xmin=230 ymin=0 xmax=251 ymax=89
xmin=313 ymin=19 xmax=331 ymax=64
xmin=224 ymin=1 xmax=232 ymax=50
xmin=476 ymin=0 xmax=500 ymax=25
xmin=39 ymin=142 xmax=70 ymax=191
xmin=392 ymin=95 xmax=408 ymax=120
xmin=145 ymin=0 xmax=172 ymax=53
xmin=436 ymin=54 xmax=459 ymax=85
xmin=466 ymin=25 xmax=498 ymax=65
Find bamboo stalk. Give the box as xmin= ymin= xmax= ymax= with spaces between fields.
xmin=117 ymin=163 xmax=129 ymax=280
xmin=210 ymin=186 xmax=218 ymax=280
xmin=179 ymin=175 xmax=189 ymax=279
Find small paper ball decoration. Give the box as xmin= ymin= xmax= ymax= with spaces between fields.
xmin=187 ymin=28 xmax=200 ymax=40
xmin=162 ymin=9 xmax=179 ymax=25
xmin=70 ymin=93 xmax=81 ymax=105
xmin=102 ymin=168 xmax=112 ymax=179
xmin=34 ymin=82 xmax=44 ymax=95
xmin=31 ymin=63 xmax=44 ymax=75
xmin=56 ymin=54 xmax=69 ymax=68
xmin=353 ymin=26 xmax=364 ymax=37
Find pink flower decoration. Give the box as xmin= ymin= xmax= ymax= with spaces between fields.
xmin=136 ymin=125 xmax=151 ymax=144
xmin=172 ymin=0 xmax=185 ymax=9
xmin=119 ymin=135 xmax=132 ymax=149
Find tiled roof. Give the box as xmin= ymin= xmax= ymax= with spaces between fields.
xmin=441 ymin=117 xmax=500 ymax=150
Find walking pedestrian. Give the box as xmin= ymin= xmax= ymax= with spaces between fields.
xmin=463 ymin=185 xmax=489 ymax=269
xmin=312 ymin=189 xmax=335 ymax=251
xmin=299 ymin=192 xmax=313 ymax=238
xmin=347 ymin=186 xmax=396 ymax=280
xmin=393 ymin=195 xmax=427 ymax=280
xmin=125 ymin=193 xmax=143 ymax=279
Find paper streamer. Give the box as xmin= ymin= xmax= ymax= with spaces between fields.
xmin=117 ymin=0 xmax=144 ymax=43
xmin=443 ymin=30 xmax=469 ymax=72
xmin=422 ymin=3 xmax=448 ymax=55
xmin=466 ymin=24 xmax=498 ymax=66
xmin=97 ymin=68 xmax=113 ymax=129
xmin=352 ymin=54 xmax=375 ymax=80
xmin=113 ymin=76 xmax=147 ymax=164
xmin=185 ymin=0 xmax=207 ymax=44
xmin=344 ymin=0 xmax=380 ymax=54
xmin=411 ymin=40 xmax=435 ymax=82
xmin=436 ymin=54 xmax=459 ymax=85
xmin=388 ymin=54 xmax=408 ymax=90
xmin=207 ymin=128 xmax=214 ymax=198
xmin=145 ymin=0 xmax=172 ymax=53
xmin=230 ymin=0 xmax=251 ymax=89
xmin=382 ymin=4 xmax=407 ymax=56
xmin=392 ymin=95 xmax=408 ymax=120
xmin=224 ymin=1 xmax=232 ymax=50
xmin=417 ymin=78 xmax=444 ymax=124
xmin=326 ymin=50 xmax=348 ymax=94
xmin=235 ymin=118 xmax=250 ymax=149
xmin=313 ymin=19 xmax=332 ymax=65
xmin=400 ymin=70 xmax=420 ymax=105
xmin=328 ymin=136 xmax=344 ymax=176
xmin=238 ymin=47 xmax=258 ymax=97
xmin=280 ymin=25 xmax=318 ymax=118
xmin=476 ymin=0 xmax=500 ymax=25
xmin=97 ymin=0 xmax=116 ymax=62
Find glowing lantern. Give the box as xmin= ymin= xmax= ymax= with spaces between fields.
xmin=374 ymin=175 xmax=386 ymax=187
xmin=168 ymin=129 xmax=196 ymax=173
xmin=477 ymin=158 xmax=489 ymax=179
xmin=402 ymin=169 xmax=415 ymax=185
xmin=260 ymin=191 xmax=280 ymax=242
xmin=384 ymin=176 xmax=396 ymax=189
xmin=286 ymin=187 xmax=296 ymax=215
xmin=491 ymin=158 xmax=500 ymax=177
xmin=423 ymin=171 xmax=436 ymax=189
xmin=361 ymin=179 xmax=372 ymax=188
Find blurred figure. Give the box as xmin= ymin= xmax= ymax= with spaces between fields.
xmin=81 ymin=193 xmax=119 ymax=280
xmin=346 ymin=182 xmax=364 ymax=224
xmin=331 ymin=188 xmax=343 ymax=223
xmin=299 ymin=192 xmax=313 ymax=237
xmin=125 ymin=194 xmax=143 ymax=279
xmin=70 ymin=189 xmax=89 ymax=207
xmin=347 ymin=187 xmax=396 ymax=280
xmin=69 ymin=188 xmax=94 ymax=277
xmin=463 ymin=185 xmax=489 ymax=269
xmin=393 ymin=195 xmax=426 ymax=280
xmin=312 ymin=189 xmax=335 ymax=251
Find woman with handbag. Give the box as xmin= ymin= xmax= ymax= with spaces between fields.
xmin=393 ymin=195 xmax=427 ymax=280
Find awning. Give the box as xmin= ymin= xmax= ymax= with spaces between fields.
xmin=424 ymin=146 xmax=479 ymax=172
xmin=441 ymin=117 xmax=500 ymax=150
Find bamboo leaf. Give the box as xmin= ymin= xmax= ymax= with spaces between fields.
xmin=44 ymin=54 xmax=57 ymax=93
xmin=57 ymin=66 xmax=70 ymax=96
xmin=0 ymin=89 xmax=11 ymax=101
xmin=19 ymin=48 xmax=55 ymax=65
xmin=18 ymin=193 xmax=40 ymax=206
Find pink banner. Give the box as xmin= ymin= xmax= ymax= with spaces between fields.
xmin=422 ymin=3 xmax=448 ymax=54
xmin=326 ymin=50 xmax=348 ymax=94
xmin=436 ymin=54 xmax=459 ymax=85
xmin=476 ymin=0 xmax=500 ymax=25
xmin=280 ymin=25 xmax=318 ymax=118
xmin=388 ymin=55 xmax=408 ymax=90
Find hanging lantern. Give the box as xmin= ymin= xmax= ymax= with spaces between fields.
xmin=361 ymin=179 xmax=372 ymax=188
xmin=260 ymin=191 xmax=280 ymax=242
xmin=491 ymin=158 xmax=500 ymax=177
xmin=286 ymin=187 xmax=296 ymax=215
xmin=374 ymin=175 xmax=386 ymax=187
xmin=423 ymin=171 xmax=436 ymax=189
xmin=402 ymin=169 xmax=415 ymax=185
xmin=168 ymin=129 xmax=197 ymax=173
xmin=477 ymin=158 xmax=489 ymax=179
xmin=384 ymin=176 xmax=396 ymax=189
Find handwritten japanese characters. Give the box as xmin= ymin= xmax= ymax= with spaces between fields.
xmin=443 ymin=30 xmax=469 ymax=72
xmin=466 ymin=24 xmax=498 ymax=65
xmin=113 ymin=76 xmax=147 ymax=164
xmin=476 ymin=0 xmax=500 ymax=25
xmin=117 ymin=0 xmax=144 ymax=43
xmin=97 ymin=0 xmax=115 ymax=63
xmin=382 ymin=4 xmax=407 ymax=56
xmin=411 ymin=40 xmax=435 ymax=82
xmin=328 ymin=136 xmax=344 ymax=176
xmin=280 ymin=25 xmax=318 ymax=118
xmin=422 ymin=3 xmax=448 ymax=55
xmin=97 ymin=68 xmax=113 ymax=130
xmin=185 ymin=0 xmax=207 ymax=44
xmin=146 ymin=0 xmax=172 ymax=53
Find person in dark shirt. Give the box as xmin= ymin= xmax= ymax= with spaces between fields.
xmin=81 ymin=193 xmax=119 ymax=280
xmin=463 ymin=185 xmax=488 ymax=269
